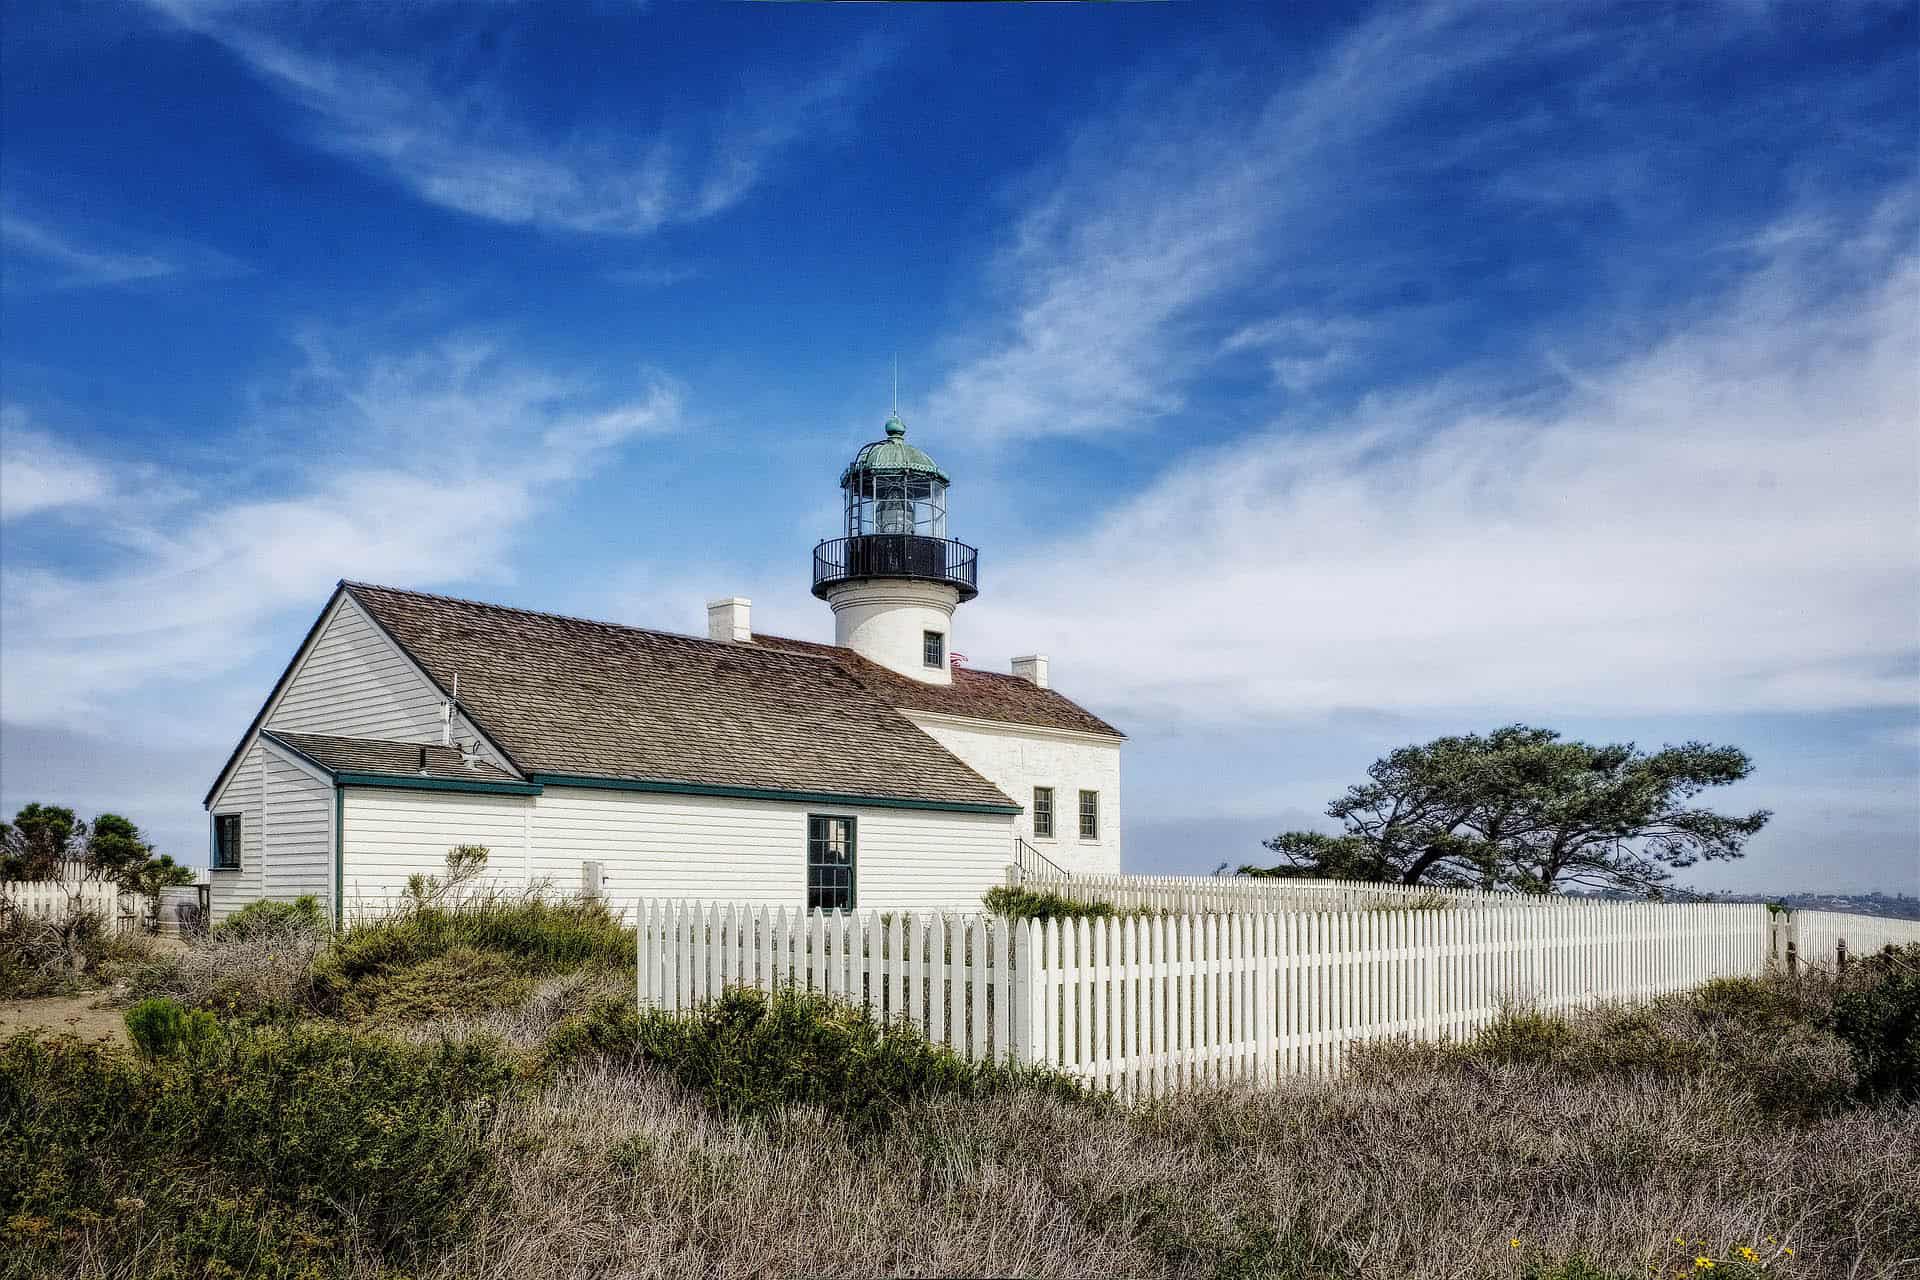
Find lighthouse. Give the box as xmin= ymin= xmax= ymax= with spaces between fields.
xmin=810 ymin=412 xmax=978 ymax=685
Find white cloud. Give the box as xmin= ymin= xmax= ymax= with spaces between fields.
xmin=0 ymin=209 xmax=241 ymax=289
xmin=926 ymin=4 xmax=1536 ymax=441
xmin=0 ymin=407 xmax=114 ymax=520
xmin=142 ymin=3 xmax=888 ymax=235
xmin=0 ymin=337 xmax=681 ymax=723
xmin=964 ymin=220 xmax=1919 ymax=723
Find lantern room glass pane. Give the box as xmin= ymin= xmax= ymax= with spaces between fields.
xmin=844 ymin=473 xmax=947 ymax=538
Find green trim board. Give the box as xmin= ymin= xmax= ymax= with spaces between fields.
xmin=334 ymin=772 xmax=545 ymax=796
xmin=333 ymin=787 xmax=344 ymax=930
xmin=528 ymin=772 xmax=1022 ymax=815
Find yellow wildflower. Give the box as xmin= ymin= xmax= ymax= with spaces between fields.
xmin=1694 ymin=1260 xmax=1714 ymax=1271
xmin=1737 ymin=1247 xmax=1757 ymax=1262
xmin=1511 ymin=1239 xmax=1522 ymax=1249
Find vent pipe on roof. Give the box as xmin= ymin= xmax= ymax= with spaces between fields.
xmin=1011 ymin=654 xmax=1050 ymax=688
xmin=707 ymin=597 xmax=751 ymax=643
xmin=417 ymin=745 xmax=429 ymax=776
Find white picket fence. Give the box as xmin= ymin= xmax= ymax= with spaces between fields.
xmin=1 ymin=875 xmax=134 ymax=933
xmin=637 ymin=897 xmax=1769 ymax=1096
xmin=1785 ymin=910 xmax=1920 ymax=968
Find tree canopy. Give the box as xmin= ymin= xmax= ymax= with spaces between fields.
xmin=1 ymin=804 xmax=195 ymax=903
xmin=1241 ymin=725 xmax=1771 ymax=897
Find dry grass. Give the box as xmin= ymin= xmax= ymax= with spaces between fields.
xmin=419 ymin=1055 xmax=1917 ymax=1280
xmin=126 ymin=922 xmax=325 ymax=1017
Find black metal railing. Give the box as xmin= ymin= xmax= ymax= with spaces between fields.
xmin=811 ymin=535 xmax=979 ymax=600
xmin=1012 ymin=837 xmax=1071 ymax=881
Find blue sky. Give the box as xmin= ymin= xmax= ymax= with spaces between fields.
xmin=2 ymin=0 xmax=1915 ymax=894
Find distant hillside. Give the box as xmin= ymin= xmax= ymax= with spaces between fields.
xmin=1709 ymin=891 xmax=1920 ymax=921
xmin=1560 ymin=889 xmax=1920 ymax=921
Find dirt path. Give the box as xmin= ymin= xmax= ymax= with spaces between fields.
xmin=0 ymin=992 xmax=128 ymax=1045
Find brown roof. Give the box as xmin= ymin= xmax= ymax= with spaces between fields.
xmin=264 ymin=730 xmax=522 ymax=783
xmin=341 ymin=582 xmax=1018 ymax=810
xmin=755 ymin=634 xmax=1123 ymax=738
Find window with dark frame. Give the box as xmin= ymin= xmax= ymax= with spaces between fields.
xmin=212 ymin=813 xmax=242 ymax=870
xmin=923 ymin=630 xmax=945 ymax=667
xmin=806 ymin=814 xmax=856 ymax=912
xmin=1032 ymin=786 xmax=1055 ymax=838
xmin=1078 ymin=790 xmax=1099 ymax=840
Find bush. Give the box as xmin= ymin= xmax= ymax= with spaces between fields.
xmin=982 ymin=884 xmax=1118 ymax=922
xmin=314 ymin=894 xmax=632 ymax=1013
xmin=345 ymin=944 xmax=535 ymax=1023
xmin=212 ymin=894 xmax=327 ymax=941
xmin=0 ymin=1022 xmax=518 ymax=1276
xmin=128 ymin=922 xmax=327 ymax=1021
xmin=1829 ymin=943 xmax=1920 ymax=1101
xmin=547 ymin=986 xmax=1080 ymax=1130
xmin=124 ymin=996 xmax=222 ymax=1058
xmin=0 ymin=900 xmax=151 ymax=998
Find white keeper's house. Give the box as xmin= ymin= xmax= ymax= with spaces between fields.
xmin=203 ymin=412 xmax=1123 ymax=925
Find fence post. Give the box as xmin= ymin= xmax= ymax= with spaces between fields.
xmin=1010 ymin=917 xmax=1040 ymax=1067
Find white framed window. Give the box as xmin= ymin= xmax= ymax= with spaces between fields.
xmin=923 ymin=630 xmax=945 ymax=668
xmin=1032 ymin=786 xmax=1055 ymax=839
xmin=1078 ymin=790 xmax=1099 ymax=841
xmin=806 ymin=814 xmax=856 ymax=912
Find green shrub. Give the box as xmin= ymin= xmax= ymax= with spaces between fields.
xmin=982 ymin=885 xmax=1117 ymax=922
xmin=124 ymin=997 xmax=223 ymax=1058
xmin=315 ymin=894 xmax=631 ymax=1009
xmin=552 ymin=986 xmax=1079 ymax=1130
xmin=0 ymin=1022 xmax=518 ymax=1276
xmin=212 ymin=893 xmax=327 ymax=941
xmin=1829 ymin=943 xmax=1920 ymax=1101
xmin=345 ymin=944 xmax=535 ymax=1022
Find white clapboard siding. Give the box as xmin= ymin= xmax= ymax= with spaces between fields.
xmin=2 ymin=877 xmax=131 ymax=932
xmin=1790 ymin=910 xmax=1920 ymax=967
xmin=340 ymin=788 xmax=534 ymax=919
xmin=636 ymin=897 xmax=1774 ymax=1097
xmin=208 ymin=743 xmax=265 ymax=924
xmin=530 ymin=786 xmax=1012 ymax=913
xmin=266 ymin=594 xmax=502 ymax=765
xmin=262 ymin=749 xmax=333 ymax=900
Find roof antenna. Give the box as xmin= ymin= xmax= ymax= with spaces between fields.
xmin=891 ymin=352 xmax=898 ymax=416
xmin=442 ymin=673 xmax=459 ymax=747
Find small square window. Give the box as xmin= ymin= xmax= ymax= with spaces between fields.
xmin=923 ymin=630 xmax=945 ymax=668
xmin=1032 ymin=786 xmax=1054 ymax=839
xmin=212 ymin=813 xmax=242 ymax=870
xmin=806 ymin=815 xmax=856 ymax=912
xmin=1078 ymin=790 xmax=1099 ymax=841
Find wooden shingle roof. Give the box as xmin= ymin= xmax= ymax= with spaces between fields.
xmin=342 ymin=582 xmax=1019 ymax=810
xmin=264 ymin=730 xmax=522 ymax=783
xmin=755 ymin=634 xmax=1123 ymax=738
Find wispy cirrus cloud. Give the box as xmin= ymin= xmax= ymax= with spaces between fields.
xmin=928 ymin=1 xmax=1913 ymax=443
xmin=0 ymin=333 xmax=681 ymax=723
xmin=968 ymin=205 xmax=1918 ymax=722
xmin=0 ymin=207 xmax=242 ymax=289
xmin=140 ymin=1 xmax=891 ymax=236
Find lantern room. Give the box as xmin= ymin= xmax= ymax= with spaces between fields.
xmin=812 ymin=412 xmax=978 ymax=603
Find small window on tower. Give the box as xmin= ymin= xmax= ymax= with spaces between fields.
xmin=923 ymin=630 xmax=945 ymax=668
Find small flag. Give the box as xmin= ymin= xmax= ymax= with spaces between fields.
xmin=950 ymin=652 xmax=968 ymax=667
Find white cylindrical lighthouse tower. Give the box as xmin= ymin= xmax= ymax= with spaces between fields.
xmin=812 ymin=412 xmax=978 ymax=684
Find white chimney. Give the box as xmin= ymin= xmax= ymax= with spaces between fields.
xmin=707 ymin=597 xmax=751 ymax=643
xmin=1011 ymin=654 xmax=1049 ymax=688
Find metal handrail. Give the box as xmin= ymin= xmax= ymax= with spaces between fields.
xmin=811 ymin=534 xmax=979 ymax=600
xmin=1012 ymin=837 xmax=1071 ymax=881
